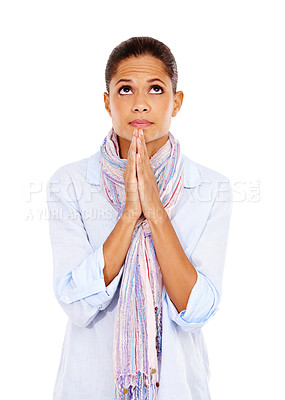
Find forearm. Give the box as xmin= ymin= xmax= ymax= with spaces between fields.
xmin=102 ymin=210 xmax=137 ymax=286
xmin=148 ymin=210 xmax=198 ymax=313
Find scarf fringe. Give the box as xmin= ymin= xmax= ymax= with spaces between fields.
xmin=114 ymin=371 xmax=159 ymax=400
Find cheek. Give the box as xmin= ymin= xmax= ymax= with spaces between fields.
xmin=155 ymin=98 xmax=173 ymax=119
xmin=154 ymin=94 xmax=173 ymax=109
xmin=111 ymin=98 xmax=129 ymax=118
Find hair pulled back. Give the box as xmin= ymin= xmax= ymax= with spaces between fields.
xmin=105 ymin=36 xmax=178 ymax=95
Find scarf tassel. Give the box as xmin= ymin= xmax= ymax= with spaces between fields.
xmin=115 ymin=370 xmax=159 ymax=400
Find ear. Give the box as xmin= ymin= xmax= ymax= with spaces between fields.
xmin=104 ymin=92 xmax=112 ymax=117
xmin=172 ymin=91 xmax=184 ymax=117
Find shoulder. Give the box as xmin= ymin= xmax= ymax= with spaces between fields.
xmin=182 ymin=153 xmax=230 ymax=183
xmin=46 ymin=153 xmax=95 ymax=189
xmin=182 ymin=153 xmax=232 ymax=202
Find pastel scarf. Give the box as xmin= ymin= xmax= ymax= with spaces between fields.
xmin=99 ymin=128 xmax=184 ymax=399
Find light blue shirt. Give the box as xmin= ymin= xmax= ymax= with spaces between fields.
xmin=46 ymin=149 xmax=233 ymax=400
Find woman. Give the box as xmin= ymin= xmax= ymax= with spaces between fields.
xmin=47 ymin=36 xmax=233 ymax=400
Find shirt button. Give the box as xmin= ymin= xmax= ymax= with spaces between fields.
xmin=64 ymin=295 xmax=70 ymax=301
xmin=151 ymin=368 xmax=156 ymax=374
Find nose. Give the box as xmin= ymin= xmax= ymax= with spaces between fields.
xmin=131 ymin=93 xmax=151 ymax=113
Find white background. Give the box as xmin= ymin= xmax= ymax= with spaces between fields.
xmin=1 ymin=0 xmax=284 ymax=399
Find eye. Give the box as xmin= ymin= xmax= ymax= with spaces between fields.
xmin=149 ymin=85 xmax=164 ymax=94
xmin=118 ymin=85 xmax=133 ymax=95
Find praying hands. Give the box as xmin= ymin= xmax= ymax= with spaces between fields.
xmin=123 ymin=127 xmax=166 ymax=223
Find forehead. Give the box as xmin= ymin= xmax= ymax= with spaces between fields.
xmin=111 ymin=55 xmax=170 ymax=83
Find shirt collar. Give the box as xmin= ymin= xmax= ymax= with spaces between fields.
xmin=86 ymin=151 xmax=202 ymax=188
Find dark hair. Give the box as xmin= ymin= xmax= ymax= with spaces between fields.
xmin=105 ymin=36 xmax=178 ymax=95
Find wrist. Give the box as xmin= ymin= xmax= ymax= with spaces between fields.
xmin=121 ymin=208 xmax=140 ymax=226
xmin=147 ymin=207 xmax=168 ymax=225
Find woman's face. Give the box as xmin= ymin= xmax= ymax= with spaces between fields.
xmin=104 ymin=55 xmax=184 ymax=159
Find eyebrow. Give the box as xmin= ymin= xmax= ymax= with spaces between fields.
xmin=115 ymin=78 xmax=166 ymax=86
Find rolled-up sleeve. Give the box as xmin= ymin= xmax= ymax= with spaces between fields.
xmin=165 ymin=179 xmax=233 ymax=332
xmin=46 ymin=169 xmax=123 ymax=328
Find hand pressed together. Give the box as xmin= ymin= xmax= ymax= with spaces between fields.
xmin=123 ymin=128 xmax=166 ymax=223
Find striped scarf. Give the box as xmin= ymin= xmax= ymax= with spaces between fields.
xmin=99 ymin=128 xmax=184 ymax=399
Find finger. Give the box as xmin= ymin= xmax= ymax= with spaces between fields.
xmin=136 ymin=151 xmax=143 ymax=184
xmin=136 ymin=129 xmax=144 ymax=157
xmin=133 ymin=129 xmax=139 ymax=158
xmin=126 ymin=131 xmax=138 ymax=180
xmin=133 ymin=129 xmax=139 ymax=161
xmin=137 ymin=136 xmax=145 ymax=162
xmin=128 ymin=133 xmax=134 ymax=159
xmin=125 ymin=137 xmax=133 ymax=177
xmin=131 ymin=132 xmax=138 ymax=161
xmin=136 ymin=136 xmax=142 ymax=161
xmin=127 ymin=128 xmax=137 ymax=157
xmin=131 ymin=137 xmax=138 ymax=177
xmin=125 ymin=137 xmax=135 ymax=183
xmin=136 ymin=152 xmax=140 ymax=169
xmin=138 ymin=129 xmax=147 ymax=156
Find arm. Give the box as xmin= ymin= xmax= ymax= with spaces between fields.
xmin=149 ymin=180 xmax=233 ymax=332
xmin=148 ymin=213 xmax=198 ymax=314
xmin=103 ymin=211 xmax=137 ymax=287
xmin=46 ymin=169 xmax=136 ymax=328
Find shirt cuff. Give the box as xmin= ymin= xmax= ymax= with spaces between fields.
xmin=59 ymin=243 xmax=122 ymax=305
xmin=84 ymin=261 xmax=124 ymax=308
xmin=165 ymin=271 xmax=219 ymax=332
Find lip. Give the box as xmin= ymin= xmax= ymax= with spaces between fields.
xmin=129 ymin=119 xmax=153 ymax=128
